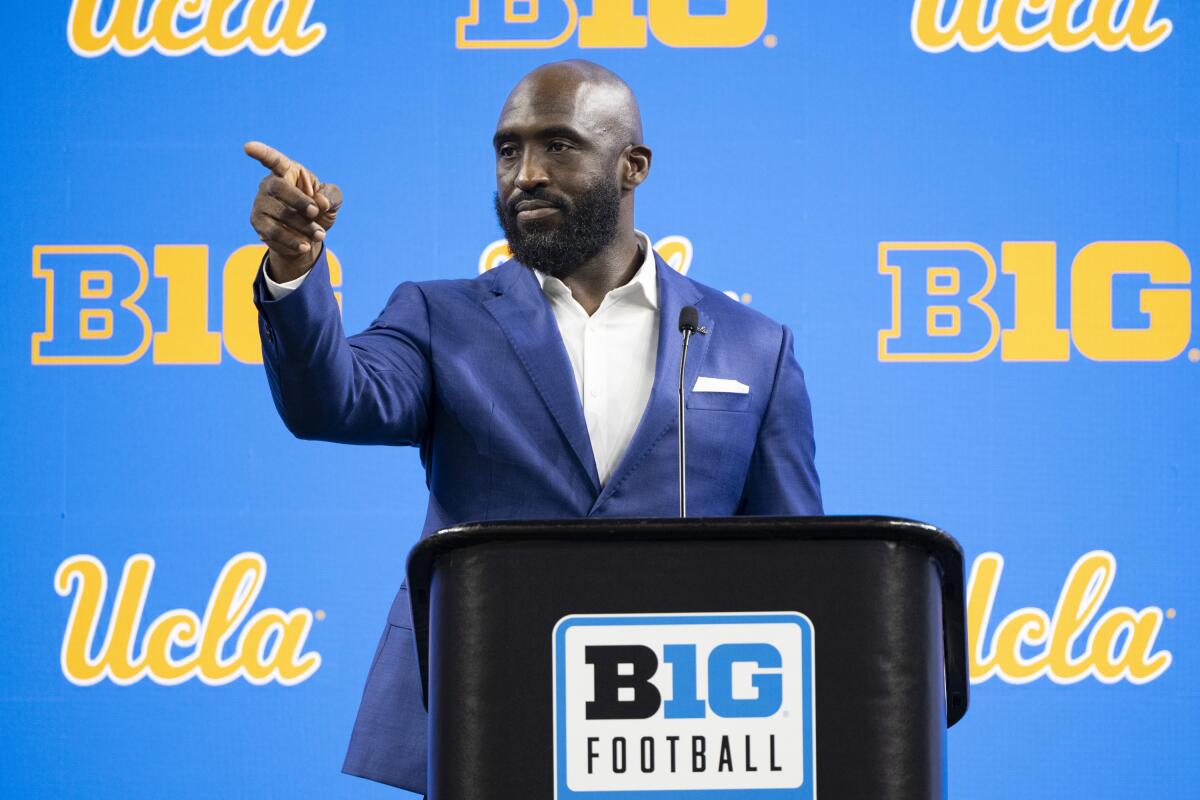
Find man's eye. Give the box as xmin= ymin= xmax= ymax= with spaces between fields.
xmin=499 ymin=145 xmax=517 ymax=158
xmin=548 ymin=141 xmax=571 ymax=152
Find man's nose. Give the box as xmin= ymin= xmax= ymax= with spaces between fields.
xmin=514 ymin=150 xmax=549 ymax=192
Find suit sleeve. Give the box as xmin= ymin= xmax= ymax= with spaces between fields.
xmin=737 ymin=324 xmax=824 ymax=515
xmin=253 ymin=247 xmax=432 ymax=446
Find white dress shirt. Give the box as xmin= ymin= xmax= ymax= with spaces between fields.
xmin=262 ymin=231 xmax=660 ymax=485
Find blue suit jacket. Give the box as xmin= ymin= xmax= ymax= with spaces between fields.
xmin=253 ymin=247 xmax=822 ymax=794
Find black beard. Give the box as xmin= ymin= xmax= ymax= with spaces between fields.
xmin=493 ymin=177 xmax=621 ymax=280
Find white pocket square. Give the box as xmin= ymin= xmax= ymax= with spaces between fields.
xmin=693 ymin=377 xmax=750 ymax=394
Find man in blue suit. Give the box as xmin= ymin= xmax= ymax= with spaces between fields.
xmin=246 ymin=61 xmax=821 ymax=795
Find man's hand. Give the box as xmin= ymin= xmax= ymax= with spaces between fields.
xmin=244 ymin=141 xmax=343 ymax=283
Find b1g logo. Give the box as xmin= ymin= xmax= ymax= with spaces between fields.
xmin=552 ymin=612 xmax=816 ymax=799
xmin=457 ymin=1 xmax=768 ymax=49
xmin=30 ymin=244 xmax=342 ymax=366
xmin=878 ymin=241 xmax=1193 ymax=362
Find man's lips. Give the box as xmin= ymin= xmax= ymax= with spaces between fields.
xmin=513 ymin=199 xmax=561 ymax=221
xmin=516 ymin=206 xmax=560 ymax=221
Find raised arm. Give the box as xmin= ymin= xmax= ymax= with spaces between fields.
xmin=245 ymin=140 xmax=342 ymax=282
xmin=246 ymin=143 xmax=431 ymax=446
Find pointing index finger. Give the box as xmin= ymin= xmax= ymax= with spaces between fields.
xmin=243 ymin=141 xmax=294 ymax=178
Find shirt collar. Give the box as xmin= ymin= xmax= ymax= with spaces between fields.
xmin=534 ymin=230 xmax=658 ymax=310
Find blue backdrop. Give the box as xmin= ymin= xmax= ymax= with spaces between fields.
xmin=3 ymin=1 xmax=1197 ymax=797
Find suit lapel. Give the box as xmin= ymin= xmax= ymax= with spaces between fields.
xmin=483 ymin=261 xmax=602 ymax=495
xmin=592 ymin=253 xmax=712 ymax=511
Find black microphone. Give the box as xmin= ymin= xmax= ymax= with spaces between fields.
xmin=677 ymin=305 xmax=707 ymax=518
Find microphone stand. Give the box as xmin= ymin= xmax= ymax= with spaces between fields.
xmin=677 ymin=308 xmax=707 ymax=517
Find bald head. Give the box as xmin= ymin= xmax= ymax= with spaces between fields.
xmin=498 ymin=60 xmax=644 ymax=153
xmin=492 ymin=60 xmax=652 ymax=285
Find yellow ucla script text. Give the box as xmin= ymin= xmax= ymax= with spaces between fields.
xmin=55 ymin=553 xmax=321 ymax=686
xmin=478 ymin=235 xmax=694 ymax=275
xmin=479 ymin=235 xmax=749 ymax=302
xmin=911 ymin=0 xmax=1172 ymax=53
xmin=968 ymin=551 xmax=1171 ymax=684
xmin=457 ymin=0 xmax=767 ymax=49
xmin=878 ymin=241 xmax=1192 ymax=362
xmin=31 ymin=244 xmax=341 ymax=366
xmin=67 ymin=0 xmax=325 ymax=57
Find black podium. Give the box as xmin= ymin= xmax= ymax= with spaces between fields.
xmin=407 ymin=517 xmax=968 ymax=800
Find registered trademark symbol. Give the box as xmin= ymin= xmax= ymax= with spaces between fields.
xmin=1188 ymin=348 xmax=1199 ymax=363
xmin=315 ymin=609 xmax=326 ymax=621
xmin=763 ymin=34 xmax=777 ymax=48
xmin=1166 ymin=608 xmax=1177 ymax=619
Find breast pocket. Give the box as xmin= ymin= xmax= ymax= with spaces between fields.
xmin=687 ymin=390 xmax=751 ymax=412
xmin=677 ymin=394 xmax=760 ymax=512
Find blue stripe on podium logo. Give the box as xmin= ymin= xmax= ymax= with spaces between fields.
xmin=552 ymin=612 xmax=816 ymax=799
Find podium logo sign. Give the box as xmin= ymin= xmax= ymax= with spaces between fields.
xmin=552 ymin=612 xmax=816 ymax=799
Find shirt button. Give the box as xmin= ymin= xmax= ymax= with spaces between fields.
xmin=589 ymin=388 xmax=600 ymax=398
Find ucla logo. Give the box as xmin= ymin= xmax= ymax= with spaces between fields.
xmin=553 ymin=612 xmax=815 ymax=798
xmin=55 ymin=552 xmax=322 ymax=686
xmin=480 ymin=236 xmax=755 ymax=304
xmin=457 ymin=0 xmax=768 ymax=49
xmin=968 ymin=551 xmax=1172 ymax=685
xmin=67 ymin=0 xmax=326 ymax=57
xmin=911 ymin=0 xmax=1173 ymax=53
xmin=479 ymin=236 xmax=693 ymax=275
xmin=878 ymin=241 xmax=1193 ymax=362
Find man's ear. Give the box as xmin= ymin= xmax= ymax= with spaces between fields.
xmin=621 ymin=144 xmax=652 ymax=189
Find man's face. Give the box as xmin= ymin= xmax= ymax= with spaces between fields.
xmin=492 ymin=91 xmax=623 ymax=279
